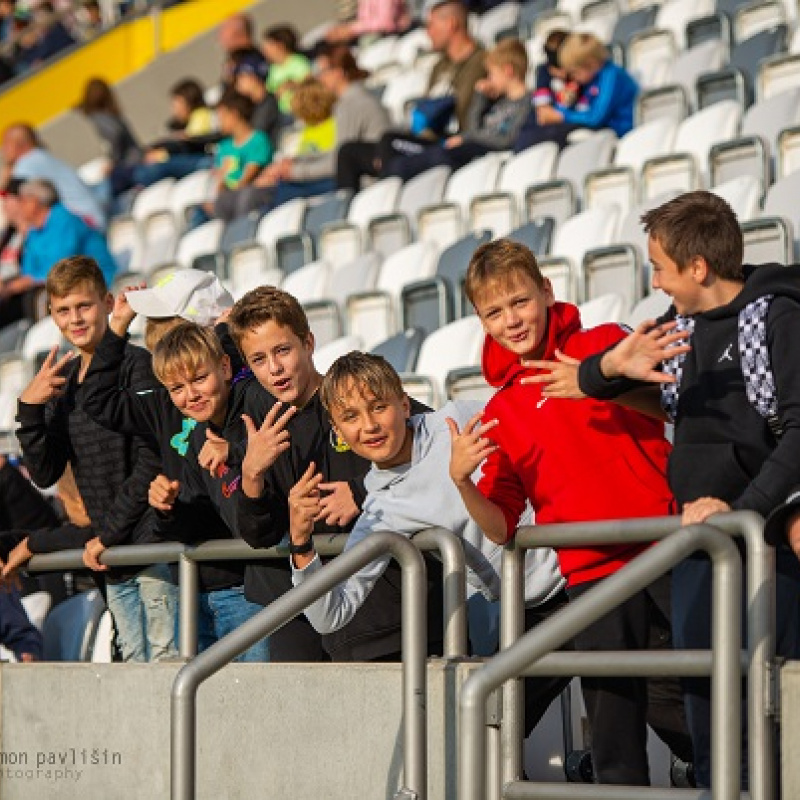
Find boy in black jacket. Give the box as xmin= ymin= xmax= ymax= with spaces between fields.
xmin=81 ymin=299 xmax=270 ymax=661
xmin=6 ymin=256 xmax=177 ymax=662
xmin=558 ymin=192 xmax=800 ymax=788
xmin=229 ymin=286 xmax=440 ymax=662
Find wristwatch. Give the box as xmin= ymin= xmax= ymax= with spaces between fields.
xmin=288 ymin=537 xmax=314 ymax=555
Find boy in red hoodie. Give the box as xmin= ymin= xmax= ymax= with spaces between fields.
xmin=449 ymin=239 xmax=688 ymax=785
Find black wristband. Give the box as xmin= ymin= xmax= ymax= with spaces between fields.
xmin=289 ymin=537 xmax=314 ymax=555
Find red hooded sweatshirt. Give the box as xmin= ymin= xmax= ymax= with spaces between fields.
xmin=477 ymin=302 xmax=676 ymax=587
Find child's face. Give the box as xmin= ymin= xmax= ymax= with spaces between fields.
xmin=648 ymin=235 xmax=703 ymax=316
xmin=485 ymin=61 xmax=513 ymax=94
xmin=239 ymin=321 xmax=317 ymax=407
xmin=474 ymin=271 xmax=555 ymax=361
xmin=330 ymin=382 xmax=412 ymax=470
xmin=50 ymin=284 xmax=112 ymax=354
xmin=170 ymin=95 xmax=190 ymax=123
xmin=262 ymin=38 xmax=286 ymax=64
xmin=162 ymin=358 xmax=232 ymax=426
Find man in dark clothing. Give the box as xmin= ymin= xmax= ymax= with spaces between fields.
xmin=0 ymin=454 xmax=59 ymax=532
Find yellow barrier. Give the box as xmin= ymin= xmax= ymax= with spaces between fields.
xmin=0 ymin=0 xmax=256 ymax=130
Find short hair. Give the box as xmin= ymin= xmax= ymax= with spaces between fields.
xmin=320 ymin=351 xmax=405 ymax=414
xmin=19 ymin=177 xmax=58 ymax=206
xmin=317 ymin=44 xmax=370 ymax=82
xmin=262 ymin=24 xmax=298 ymax=53
xmin=432 ymin=0 xmax=468 ymax=29
xmin=76 ymin=77 xmax=120 ymax=116
xmin=46 ymin=255 xmax=107 ymax=300
xmin=543 ymin=29 xmax=568 ymax=68
xmin=641 ymin=191 xmax=744 ymax=280
xmin=486 ymin=38 xmax=528 ymax=80
xmin=228 ymin=286 xmax=311 ymax=350
xmin=144 ymin=316 xmax=183 ymax=354
xmin=558 ymin=33 xmax=608 ymax=71
xmin=465 ymin=239 xmax=546 ymax=307
xmin=152 ymin=322 xmax=226 ymax=385
xmin=216 ymin=88 xmax=254 ymax=121
xmin=290 ymin=78 xmax=336 ymax=125
xmin=169 ymin=78 xmax=206 ymax=111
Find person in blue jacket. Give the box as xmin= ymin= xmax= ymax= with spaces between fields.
xmin=514 ymin=32 xmax=638 ymax=152
xmin=16 ymin=178 xmax=117 ymax=288
xmin=0 ymin=588 xmax=43 ymax=662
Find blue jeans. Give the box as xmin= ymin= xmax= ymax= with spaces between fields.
xmin=105 ymin=563 xmax=179 ymax=662
xmin=196 ymin=585 xmax=269 ymax=662
xmin=268 ymin=177 xmax=337 ymax=210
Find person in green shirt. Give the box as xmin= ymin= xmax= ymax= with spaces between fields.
xmin=261 ymin=25 xmax=312 ymax=116
xmin=207 ymin=89 xmax=273 ymax=221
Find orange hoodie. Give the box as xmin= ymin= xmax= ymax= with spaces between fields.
xmin=477 ymin=302 xmax=675 ymax=586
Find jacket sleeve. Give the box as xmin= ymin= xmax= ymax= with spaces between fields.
xmin=476 ymin=444 xmax=528 ymax=542
xmin=27 ymin=523 xmax=95 ymax=554
xmin=560 ymin=63 xmax=625 ymax=129
xmin=235 ymin=476 xmax=290 ymax=549
xmin=16 ymin=396 xmax=72 ymax=490
xmin=290 ymin=512 xmax=393 ymax=633
xmin=81 ymin=328 xmax=163 ymax=443
xmin=463 ymin=97 xmax=531 ymax=150
xmin=96 ymin=348 xmax=162 ymax=547
xmin=0 ymin=590 xmax=43 ymax=660
xmin=732 ymin=299 xmax=800 ymax=516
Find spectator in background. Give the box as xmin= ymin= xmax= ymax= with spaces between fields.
xmin=261 ymin=25 xmax=311 ymax=117
xmin=335 ymin=0 xmax=485 ymax=191
xmin=14 ymin=179 xmax=117 ymax=290
xmin=0 ymin=0 xmax=15 ymax=44
xmin=1 ymin=123 xmax=106 ymax=228
xmin=256 ymin=45 xmax=389 ymax=207
xmin=206 ymin=90 xmax=272 ymax=222
xmin=75 ymin=0 xmax=104 ymax=42
xmin=514 ymin=33 xmax=638 ymax=151
xmin=325 ymin=0 xmax=411 ymax=45
xmin=0 ymin=588 xmax=43 ymax=662
xmin=532 ymin=30 xmax=582 ymax=114
xmin=233 ymin=59 xmax=281 ymax=149
xmin=218 ymin=12 xmax=267 ymax=87
xmin=17 ymin=1 xmax=75 ymax=71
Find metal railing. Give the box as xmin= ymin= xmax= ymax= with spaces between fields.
xmin=462 ymin=512 xmax=774 ymax=800
xmin=170 ymin=530 xmax=429 ymax=800
xmin=25 ymin=526 xmax=469 ymax=659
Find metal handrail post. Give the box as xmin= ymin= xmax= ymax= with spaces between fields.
xmin=178 ymin=551 xmax=199 ymax=659
xmin=500 ymin=541 xmax=525 ymax=788
xmin=171 ymin=530 xmax=428 ymax=800
xmin=712 ymin=511 xmax=775 ymax=800
xmin=458 ymin=526 xmax=741 ymax=800
xmin=414 ymin=527 xmax=468 ymax=658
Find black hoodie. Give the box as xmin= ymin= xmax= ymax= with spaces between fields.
xmin=579 ymin=264 xmax=800 ymax=517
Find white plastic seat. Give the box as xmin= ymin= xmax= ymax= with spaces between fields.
xmin=174 ymin=220 xmax=225 ymax=268
xmin=256 ymin=198 xmax=307 ymax=255
xmin=394 ymin=27 xmax=432 ymax=67
xmin=734 ymin=0 xmax=786 ymax=42
xmin=757 ymin=52 xmax=800 ymax=100
xmin=130 ymin=178 xmax=176 ymax=222
xmin=23 ymin=317 xmax=64 ymax=362
xmin=418 ymin=154 xmax=504 ymax=250
xmin=0 ymin=355 xmax=27 ymax=398
xmin=627 ymin=29 xmax=677 ymax=89
xmin=381 ymin=69 xmax=431 ymax=125
xmin=655 ymin=0 xmax=715 ymax=49
xmin=138 ymin=211 xmax=179 ymax=274
xmin=578 ymin=293 xmax=626 ymax=327
xmin=357 ymin=36 xmax=399 ymax=72
xmin=626 ymin=290 xmax=673 ymax=327
xmin=405 ymin=315 xmax=485 ymax=407
xmin=667 ymin=40 xmax=727 ymax=105
xmin=347 ymin=241 xmax=440 ymax=349
xmin=763 ymin=172 xmax=800 ymax=256
xmin=314 ymin=335 xmax=364 ymax=373
xmin=21 ymin=590 xmax=51 ymax=631
xmin=107 ymin=216 xmax=140 ymax=274
xmin=711 ymin=175 xmax=762 ymax=221
xmin=228 ymin=244 xmax=283 ymax=298
xmin=470 ymin=143 xmax=559 ymax=236
xmin=77 ymin=157 xmax=109 ymax=187
xmin=281 ymin=260 xmax=331 ymax=304
xmin=90 ymin=610 xmax=114 ymax=663
xmin=641 ymin=100 xmax=742 ymax=198
xmin=475 ymin=1 xmax=521 ymax=44
xmin=583 ymin=245 xmax=643 ymax=315
xmin=170 ymin=169 xmax=213 ymax=228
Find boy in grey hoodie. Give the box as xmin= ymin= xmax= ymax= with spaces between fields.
xmin=288 ymin=351 xmax=567 ymax=732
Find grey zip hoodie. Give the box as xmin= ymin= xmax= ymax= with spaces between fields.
xmin=292 ymin=401 xmax=564 ymax=635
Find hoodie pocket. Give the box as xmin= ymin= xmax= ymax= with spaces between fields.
xmin=668 ymin=442 xmax=752 ymax=507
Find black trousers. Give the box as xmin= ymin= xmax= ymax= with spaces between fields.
xmin=566 ymin=572 xmax=691 ymax=785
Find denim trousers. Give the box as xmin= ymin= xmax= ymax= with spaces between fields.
xmin=195 ymin=585 xmax=269 ymax=663
xmin=105 ymin=563 xmax=179 ymax=662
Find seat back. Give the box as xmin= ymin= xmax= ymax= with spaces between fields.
xmin=170 ymin=169 xmax=213 ymax=228
xmin=711 ymin=175 xmax=762 ymax=220
xmin=506 ymin=218 xmax=555 ymax=256
xmin=626 ymin=290 xmax=673 ymax=327
xmin=140 ymin=211 xmax=179 ymax=274
xmin=348 ymin=178 xmax=403 ymax=228
xmin=397 ymin=166 xmax=451 ymax=229
xmin=221 ymin=214 xmax=260 ymax=255
xmin=370 ymin=329 xmax=426 ymax=373
xmin=256 ymin=199 xmax=307 ymax=251
xmin=556 ymin=131 xmax=617 ymax=197
xmin=313 ymin=335 xmax=363 ymax=373
xmin=130 ymin=178 xmax=175 ymax=222
xmin=42 ymin=590 xmax=106 ymax=662
xmin=175 ymin=220 xmax=225 ymax=268
xmin=22 ymin=317 xmax=64 ymax=362
xmin=303 ymin=190 xmax=353 ymax=250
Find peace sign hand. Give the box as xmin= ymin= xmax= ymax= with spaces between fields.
xmin=19 ymin=346 xmax=74 ymax=405
xmin=447 ymin=412 xmax=499 ymax=487
xmin=241 ymin=402 xmax=297 ymax=497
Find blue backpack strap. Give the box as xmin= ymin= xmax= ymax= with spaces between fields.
xmin=738 ymin=294 xmax=783 ymax=439
xmin=660 ymin=314 xmax=695 ymax=422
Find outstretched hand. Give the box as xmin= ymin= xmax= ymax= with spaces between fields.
xmin=289 ymin=461 xmax=323 ymax=544
xmin=521 ymin=349 xmax=585 ymax=398
xmin=112 ymin=283 xmax=146 ymax=336
xmin=603 ymin=319 xmax=691 ymax=384
xmin=447 ymin=412 xmax=499 ymax=486
xmin=241 ymin=403 xmax=297 ymax=495
xmin=149 ymin=474 xmax=180 ymax=513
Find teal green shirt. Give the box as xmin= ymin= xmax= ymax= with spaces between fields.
xmin=215 ymin=130 xmax=272 ymax=188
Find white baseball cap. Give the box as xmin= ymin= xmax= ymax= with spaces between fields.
xmin=125 ymin=269 xmax=233 ymax=327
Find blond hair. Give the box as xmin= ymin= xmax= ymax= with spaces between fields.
xmin=152 ymin=322 xmax=225 ymax=385
xmin=320 ymin=351 xmax=405 ymax=413
xmin=46 ymin=255 xmax=107 ymax=300
xmin=290 ymin=78 xmax=336 ymax=126
xmin=228 ymin=286 xmax=311 ymax=350
xmin=144 ymin=316 xmax=183 ymax=353
xmin=486 ymin=38 xmax=529 ymax=81
xmin=558 ymin=33 xmax=608 ymax=72
xmin=464 ymin=239 xmax=546 ymax=307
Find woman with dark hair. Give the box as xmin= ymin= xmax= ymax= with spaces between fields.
xmin=261 ymin=24 xmax=311 ymax=115
xmin=254 ymin=43 xmax=389 ymax=207
xmin=76 ymin=77 xmax=141 ymax=180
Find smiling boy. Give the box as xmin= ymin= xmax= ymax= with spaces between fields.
xmin=448 ymin=239 xmax=690 ymax=785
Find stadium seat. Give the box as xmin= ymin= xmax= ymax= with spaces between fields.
xmin=627 ymin=29 xmax=678 ymax=89
xmin=741 ymin=216 xmax=794 ymax=263
xmin=175 ymin=219 xmax=225 ymax=268
xmin=138 ymin=210 xmax=179 ymax=274
xmin=668 ymin=39 xmax=728 ymax=106
xmin=626 ymin=290 xmax=673 ymax=327
xmin=21 ymin=590 xmax=51 ymax=631
xmin=0 ymin=318 xmax=31 ymax=355
xmin=710 ymin=174 xmax=762 ymax=219
xmin=255 ymin=198 xmax=307 ymax=253
xmin=777 ymin=123 xmax=800 ymax=178
xmin=381 ymin=68 xmax=431 ymax=125
xmin=347 ymin=241 xmax=440 ymax=349
xmin=130 ymin=178 xmax=176 ymax=222
xmin=685 ymin=12 xmax=733 ymax=52
xmin=170 ymin=169 xmax=213 ymax=230
xmin=358 ymin=35 xmax=400 ymax=72
xmin=762 ymin=171 xmax=800 ymax=257
xmin=281 ymin=260 xmax=331 ymax=305
xmin=303 ymin=190 xmax=353 ymax=254
xmin=578 ymin=293 xmax=626 ymax=326
xmin=418 ymin=154 xmax=504 ymax=250
xmin=475 ymin=2 xmax=522 ymax=45
xmin=734 ymin=0 xmax=786 ymax=43
xmin=655 ymin=0 xmax=716 ymax=49
xmin=0 ymin=355 xmax=28 ymax=399
xmin=370 ymin=329 xmax=426 ymax=373
xmin=368 ymin=166 xmax=451 ymax=255
xmin=583 ymin=245 xmax=644 ymax=314
xmin=274 ymin=233 xmax=315 ymax=275
xmin=77 ymin=156 xmax=109 ymax=187
xmin=470 ymin=142 xmax=559 ymax=236
xmin=107 ymin=215 xmax=140 ymax=274
xmin=22 ymin=316 xmax=63 ymax=362
xmin=42 ymin=589 xmax=106 ymax=662
xmin=445 ymin=365 xmax=494 ymax=404
xmin=757 ymin=52 xmax=800 ymax=98
xmin=506 ymin=218 xmax=555 ymax=256
xmin=519 ymin=0 xmax=559 ymax=37
xmin=612 ymin=6 xmax=659 ymax=49
xmin=91 ymin=610 xmax=115 ymax=663
xmin=394 ymin=27 xmax=432 ymax=67
xmin=641 ymin=99 xmax=742 ymax=198
xmin=220 ymin=214 xmax=261 ymax=257
xmin=313 ymin=335 xmax=363 ymax=373
xmin=401 ymin=231 xmax=492 ymax=335
xmin=227 ymin=244 xmax=283 ymax=298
